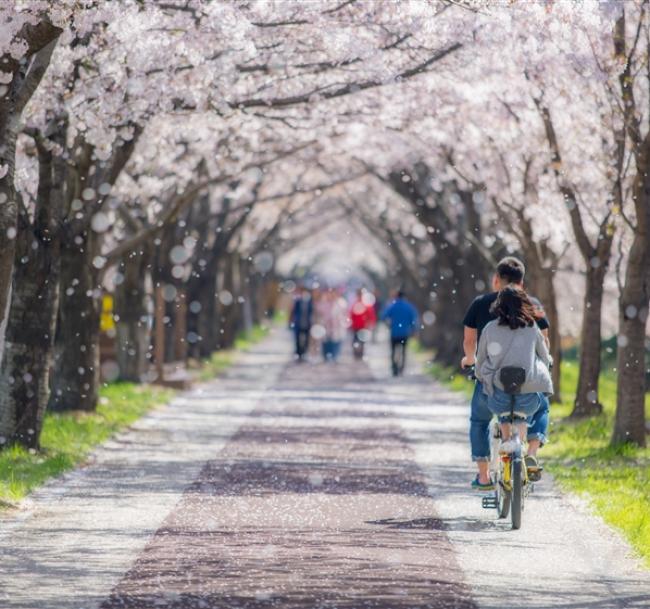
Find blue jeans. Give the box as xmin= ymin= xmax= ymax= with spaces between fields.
xmin=322 ymin=340 xmax=341 ymax=360
xmin=487 ymin=387 xmax=541 ymax=422
xmin=470 ymin=381 xmax=549 ymax=462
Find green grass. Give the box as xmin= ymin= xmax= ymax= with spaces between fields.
xmin=544 ymin=360 xmax=650 ymax=567
xmin=426 ymin=353 xmax=650 ymax=568
xmin=427 ymin=361 xmax=475 ymax=399
xmin=0 ymin=383 xmax=174 ymax=506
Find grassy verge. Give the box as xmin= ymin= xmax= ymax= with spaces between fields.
xmin=543 ymin=361 xmax=650 ymax=567
xmin=197 ymin=323 xmax=271 ymax=381
xmin=0 ymin=383 xmax=174 ymax=506
xmin=425 ymin=354 xmax=650 ymax=567
xmin=427 ymin=361 xmax=474 ymax=399
xmin=1 ymin=322 xmax=273 ymax=507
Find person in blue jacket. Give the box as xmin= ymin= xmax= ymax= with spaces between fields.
xmin=381 ymin=290 xmax=419 ymax=376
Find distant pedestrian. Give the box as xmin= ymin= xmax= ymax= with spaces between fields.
xmin=349 ymin=288 xmax=377 ymax=360
xmin=371 ymin=289 xmax=382 ymax=343
xmin=381 ymin=290 xmax=418 ymax=376
xmin=309 ymin=287 xmax=324 ymax=358
xmin=318 ymin=289 xmax=347 ymax=361
xmin=289 ymin=286 xmax=313 ymax=361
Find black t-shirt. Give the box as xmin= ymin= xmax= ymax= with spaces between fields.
xmin=463 ymin=292 xmax=549 ymax=343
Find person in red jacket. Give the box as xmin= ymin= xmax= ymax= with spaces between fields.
xmin=349 ymin=288 xmax=377 ymax=359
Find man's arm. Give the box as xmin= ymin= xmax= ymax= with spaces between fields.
xmin=462 ymin=326 xmax=477 ymax=367
xmin=530 ymin=296 xmax=551 ymax=347
xmin=475 ymin=328 xmax=488 ymax=372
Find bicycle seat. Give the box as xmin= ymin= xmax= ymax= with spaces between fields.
xmin=500 ymin=366 xmax=526 ymax=394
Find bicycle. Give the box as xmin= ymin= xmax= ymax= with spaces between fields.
xmin=481 ymin=366 xmax=530 ymax=530
xmin=463 ymin=364 xmax=532 ymax=530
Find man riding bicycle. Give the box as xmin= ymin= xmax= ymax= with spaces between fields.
xmin=461 ymin=257 xmax=551 ymax=491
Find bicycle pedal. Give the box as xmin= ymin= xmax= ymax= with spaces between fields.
xmin=482 ymin=496 xmax=498 ymax=509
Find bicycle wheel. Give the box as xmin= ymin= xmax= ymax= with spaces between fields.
xmin=511 ymin=459 xmax=523 ymax=529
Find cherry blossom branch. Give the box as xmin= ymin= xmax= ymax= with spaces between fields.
xmin=233 ymin=43 xmax=462 ymax=109
xmin=531 ymin=92 xmax=595 ymax=259
xmin=224 ymin=171 xmax=366 ymax=216
xmin=103 ymin=143 xmax=314 ymax=266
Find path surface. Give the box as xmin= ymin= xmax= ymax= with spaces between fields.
xmin=1 ymin=330 xmax=649 ymax=609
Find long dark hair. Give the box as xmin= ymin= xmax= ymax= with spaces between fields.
xmin=491 ymin=286 xmax=537 ymax=330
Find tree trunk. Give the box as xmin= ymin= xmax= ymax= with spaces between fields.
xmin=240 ymin=258 xmax=254 ymax=334
xmin=0 ymin=119 xmax=64 ymax=449
xmin=0 ymin=32 xmax=60 ymax=330
xmin=430 ymin=248 xmax=483 ymax=368
xmin=0 ymin=219 xmax=60 ymax=449
xmin=611 ymin=14 xmax=650 ymax=447
xmin=612 ymin=231 xmax=649 ymax=446
xmin=572 ymin=267 xmax=607 ymax=417
xmin=173 ymin=289 xmax=188 ymax=362
xmin=114 ymin=251 xmax=151 ymax=383
xmin=49 ymin=242 xmax=101 ymax=412
xmin=0 ymin=132 xmax=18 ymax=335
xmin=218 ymin=254 xmax=239 ymax=349
xmin=196 ymin=271 xmax=218 ymax=358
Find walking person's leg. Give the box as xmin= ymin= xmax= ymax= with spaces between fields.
xmin=390 ymin=338 xmax=399 ymax=376
xmin=332 ymin=340 xmax=341 ymax=361
xmin=399 ymin=338 xmax=408 ymax=374
xmin=297 ymin=329 xmax=308 ymax=360
xmin=294 ymin=330 xmax=302 ymax=359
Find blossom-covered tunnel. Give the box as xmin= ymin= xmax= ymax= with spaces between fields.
xmin=0 ymin=2 xmax=649 ymax=607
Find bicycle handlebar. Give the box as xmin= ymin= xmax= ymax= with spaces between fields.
xmin=461 ymin=364 xmax=476 ymax=381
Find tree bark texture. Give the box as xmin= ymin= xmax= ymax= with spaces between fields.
xmin=48 ymin=240 xmax=101 ymax=412
xmin=0 ymin=121 xmax=64 ymax=449
xmin=217 ymin=254 xmax=241 ymax=349
xmin=0 ymin=217 xmax=60 ymax=448
xmin=196 ymin=272 xmax=219 ymax=358
xmin=612 ymin=164 xmax=650 ymax=446
xmin=114 ymin=250 xmax=151 ymax=382
xmin=0 ymin=30 xmax=60 ymax=330
xmin=571 ymin=267 xmax=609 ymax=416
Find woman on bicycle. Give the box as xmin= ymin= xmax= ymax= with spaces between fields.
xmin=475 ymin=286 xmax=553 ymax=473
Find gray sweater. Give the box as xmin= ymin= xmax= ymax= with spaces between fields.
xmin=476 ymin=320 xmax=553 ymax=397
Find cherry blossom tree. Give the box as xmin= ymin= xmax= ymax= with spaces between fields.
xmin=1 ymin=0 xmax=647 ymax=452
xmin=0 ymin=2 xmax=65 ymax=330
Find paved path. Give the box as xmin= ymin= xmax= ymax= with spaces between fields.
xmin=1 ymin=330 xmax=649 ymax=608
